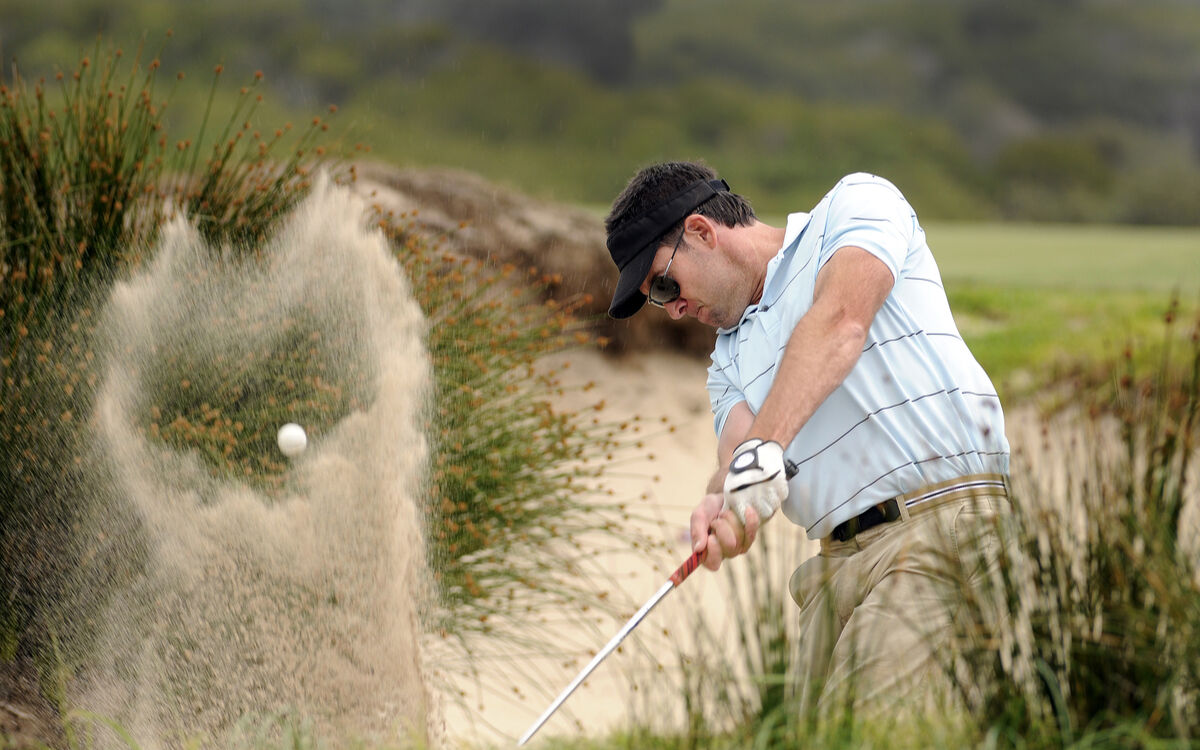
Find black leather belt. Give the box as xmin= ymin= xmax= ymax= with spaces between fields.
xmin=830 ymin=498 xmax=902 ymax=542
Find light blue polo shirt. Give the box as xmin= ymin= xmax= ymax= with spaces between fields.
xmin=707 ymin=173 xmax=1009 ymax=540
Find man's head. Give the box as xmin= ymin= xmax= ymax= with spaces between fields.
xmin=605 ymin=162 xmax=755 ymax=319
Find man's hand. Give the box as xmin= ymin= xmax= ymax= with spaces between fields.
xmin=723 ymin=438 xmax=788 ymax=524
xmin=691 ymin=492 xmax=760 ymax=571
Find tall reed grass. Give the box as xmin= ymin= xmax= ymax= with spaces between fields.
xmin=375 ymin=210 xmax=662 ymax=679
xmin=944 ymin=302 xmax=1200 ymax=747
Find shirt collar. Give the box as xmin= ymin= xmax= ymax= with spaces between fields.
xmin=718 ymin=212 xmax=811 ymax=334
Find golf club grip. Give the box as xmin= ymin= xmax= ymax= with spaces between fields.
xmin=669 ymin=549 xmax=706 ymax=586
xmin=668 ymin=459 xmax=796 ymax=588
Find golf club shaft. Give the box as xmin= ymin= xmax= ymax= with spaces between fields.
xmin=517 ymin=457 xmax=797 ymax=745
xmin=515 ymin=550 xmax=706 ymax=746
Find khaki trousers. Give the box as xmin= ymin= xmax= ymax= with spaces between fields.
xmin=789 ymin=474 xmax=1010 ymax=718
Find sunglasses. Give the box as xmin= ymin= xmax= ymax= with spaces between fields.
xmin=647 ymin=230 xmax=684 ymax=307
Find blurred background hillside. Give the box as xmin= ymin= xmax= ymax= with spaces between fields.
xmin=3 ymin=0 xmax=1199 ymax=225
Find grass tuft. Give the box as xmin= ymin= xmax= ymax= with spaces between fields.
xmin=376 ymin=212 xmax=657 ymax=662
xmin=946 ymin=303 xmax=1200 ymax=746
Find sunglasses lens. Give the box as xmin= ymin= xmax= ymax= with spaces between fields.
xmin=648 ymin=276 xmax=680 ymax=307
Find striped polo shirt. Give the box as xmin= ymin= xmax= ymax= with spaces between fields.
xmin=707 ymin=173 xmax=1009 ymax=540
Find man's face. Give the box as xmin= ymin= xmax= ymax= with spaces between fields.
xmin=639 ymin=232 xmax=745 ymax=329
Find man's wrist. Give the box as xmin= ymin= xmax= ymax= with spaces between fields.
xmin=706 ymin=471 xmax=726 ymax=495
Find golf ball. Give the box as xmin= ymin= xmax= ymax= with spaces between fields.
xmin=277 ymin=423 xmax=307 ymax=457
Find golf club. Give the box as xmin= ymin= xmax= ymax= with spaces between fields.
xmin=517 ymin=459 xmax=797 ymax=746
xmin=515 ymin=547 xmax=706 ymax=747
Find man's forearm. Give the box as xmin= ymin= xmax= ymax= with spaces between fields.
xmin=704 ymin=318 xmax=862 ymax=496
xmin=746 ymin=246 xmax=892 ymax=448
xmin=747 ymin=310 xmax=866 ymax=447
xmin=709 ymin=401 xmax=755 ymax=495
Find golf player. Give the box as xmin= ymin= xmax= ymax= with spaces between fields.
xmin=604 ymin=161 xmax=1011 ymax=714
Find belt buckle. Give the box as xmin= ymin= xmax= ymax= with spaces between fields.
xmin=880 ymin=497 xmax=901 ymax=524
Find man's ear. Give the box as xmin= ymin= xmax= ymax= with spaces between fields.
xmin=685 ymin=214 xmax=719 ymax=250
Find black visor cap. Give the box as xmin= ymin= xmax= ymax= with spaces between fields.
xmin=606 ymin=178 xmax=729 ymax=319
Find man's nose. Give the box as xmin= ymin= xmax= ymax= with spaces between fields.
xmin=667 ymin=298 xmax=686 ymax=320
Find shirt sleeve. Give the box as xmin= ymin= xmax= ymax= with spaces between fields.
xmin=707 ymin=353 xmax=745 ymax=438
xmin=818 ymin=174 xmax=915 ymax=282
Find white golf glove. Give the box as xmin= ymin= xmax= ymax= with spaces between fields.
xmin=723 ymin=438 xmax=790 ymax=525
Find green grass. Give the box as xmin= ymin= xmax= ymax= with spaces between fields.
xmin=1 ymin=41 xmax=655 ymax=750
xmin=928 ymin=221 xmax=1200 ymax=292
xmin=947 ymin=284 xmax=1175 ymax=395
xmin=929 ymin=221 xmax=1200 ymax=397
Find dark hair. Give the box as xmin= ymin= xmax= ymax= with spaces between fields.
xmin=605 ymin=161 xmax=756 ymax=249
